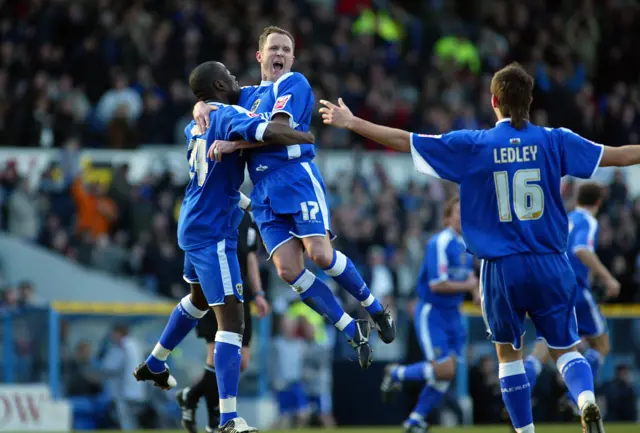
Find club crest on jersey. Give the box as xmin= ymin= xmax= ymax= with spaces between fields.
xmin=236 ymin=283 xmax=243 ymax=296
xmin=251 ymin=99 xmax=261 ymax=113
xmin=274 ymin=95 xmax=291 ymax=110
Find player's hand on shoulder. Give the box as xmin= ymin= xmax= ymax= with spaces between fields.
xmin=208 ymin=140 xmax=237 ymax=161
xmin=193 ymin=101 xmax=217 ymax=134
xmin=604 ymin=276 xmax=621 ymax=299
xmin=319 ymin=97 xmax=354 ymax=129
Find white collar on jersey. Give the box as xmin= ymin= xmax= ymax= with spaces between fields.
xmin=496 ymin=118 xmax=511 ymax=125
xmin=260 ymin=80 xmax=273 ymax=86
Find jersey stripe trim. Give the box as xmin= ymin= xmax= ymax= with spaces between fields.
xmin=418 ymin=303 xmax=436 ymax=360
xmin=255 ymin=122 xmax=267 ymax=141
xmin=588 ymin=144 xmax=604 ymax=178
xmin=301 ymin=162 xmax=330 ymax=232
xmin=217 ymin=239 xmax=234 ymax=298
xmin=409 ymin=133 xmax=442 ymax=179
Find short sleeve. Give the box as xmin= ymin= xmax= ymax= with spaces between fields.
xmin=271 ymin=72 xmax=312 ymax=128
xmin=222 ymin=106 xmax=269 ymax=142
xmin=571 ymin=219 xmax=598 ymax=253
xmin=409 ymin=130 xmax=473 ymax=183
xmin=558 ymin=128 xmax=604 ymax=179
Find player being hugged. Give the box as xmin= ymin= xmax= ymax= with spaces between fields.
xmin=133 ymin=61 xmax=313 ymax=433
xmin=320 ymin=62 xmax=640 ymax=433
xmin=194 ymin=27 xmax=395 ymax=369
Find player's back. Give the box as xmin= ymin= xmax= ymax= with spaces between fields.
xmin=567 ymin=208 xmax=598 ymax=289
xmin=416 ymin=228 xmax=473 ymax=308
xmin=411 ymin=120 xmax=603 ymax=351
xmin=410 ymin=120 xmax=603 ymax=260
xmin=240 ymin=72 xmax=315 ymax=183
xmin=178 ymin=104 xmax=266 ymax=251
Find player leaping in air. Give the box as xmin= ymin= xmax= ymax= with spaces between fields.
xmin=194 ymin=26 xmax=395 ymax=370
xmin=133 ymin=60 xmax=314 ymax=433
xmin=320 ymin=62 xmax=640 ymax=433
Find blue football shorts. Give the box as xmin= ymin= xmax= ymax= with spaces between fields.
xmin=479 ymin=252 xmax=580 ymax=350
xmin=183 ymin=236 xmax=244 ymax=305
xmin=251 ymin=161 xmax=334 ymax=258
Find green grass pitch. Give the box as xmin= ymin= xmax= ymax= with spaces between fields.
xmin=98 ymin=425 xmax=638 ymax=433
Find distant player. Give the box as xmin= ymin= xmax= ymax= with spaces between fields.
xmin=319 ymin=62 xmax=640 ymax=433
xmin=176 ymin=212 xmax=270 ymax=433
xmin=193 ymin=26 xmax=395 ymax=369
xmin=133 ymin=61 xmax=314 ymax=433
xmin=380 ymin=196 xmax=477 ymax=433
xmin=523 ymin=182 xmax=620 ymax=410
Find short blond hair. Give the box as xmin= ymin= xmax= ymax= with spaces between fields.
xmin=258 ymin=26 xmax=295 ymax=51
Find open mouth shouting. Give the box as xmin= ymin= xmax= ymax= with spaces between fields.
xmin=272 ymin=59 xmax=284 ymax=77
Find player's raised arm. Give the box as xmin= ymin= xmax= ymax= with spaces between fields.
xmin=319 ymin=98 xmax=411 ymax=152
xmin=320 ymin=98 xmax=472 ymax=182
xmin=599 ymin=145 xmax=640 ymax=167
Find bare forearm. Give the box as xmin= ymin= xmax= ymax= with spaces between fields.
xmin=431 ymin=280 xmax=475 ymax=294
xmin=601 ymin=145 xmax=640 ymax=167
xmin=576 ymin=249 xmax=614 ymax=281
xmin=348 ymin=116 xmax=411 ymax=152
xmin=246 ymin=252 xmax=263 ymax=295
xmin=263 ymin=122 xmax=313 ymax=145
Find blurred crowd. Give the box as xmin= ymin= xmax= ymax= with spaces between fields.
xmin=1 ymin=1 xmax=640 ymax=149
xmin=3 ymin=0 xmax=640 ymax=429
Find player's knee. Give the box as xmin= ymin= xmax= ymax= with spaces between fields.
xmin=590 ymin=334 xmax=610 ymax=358
xmin=277 ymin=264 xmax=302 ymax=284
xmin=305 ymin=241 xmax=333 ymax=269
xmin=433 ymin=358 xmax=456 ymax=381
xmin=189 ymin=284 xmax=209 ymax=310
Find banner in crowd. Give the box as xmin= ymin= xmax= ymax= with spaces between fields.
xmin=0 ymin=384 xmax=71 ymax=432
xmin=0 ymin=147 xmax=637 ymax=194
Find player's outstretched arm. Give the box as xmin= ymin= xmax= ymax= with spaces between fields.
xmin=430 ymin=273 xmax=479 ymax=294
xmin=319 ymin=99 xmax=411 ymax=152
xmin=600 ymin=145 xmax=640 ymax=167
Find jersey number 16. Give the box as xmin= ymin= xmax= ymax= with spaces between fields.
xmin=494 ymin=169 xmax=545 ymax=222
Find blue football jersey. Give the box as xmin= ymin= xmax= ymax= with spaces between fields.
xmin=410 ymin=119 xmax=604 ymax=259
xmin=178 ymin=103 xmax=268 ymax=251
xmin=238 ymin=73 xmax=315 ymax=183
xmin=416 ymin=228 xmax=474 ymax=307
xmin=567 ymin=208 xmax=599 ymax=289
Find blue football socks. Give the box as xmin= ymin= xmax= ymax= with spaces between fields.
xmin=146 ymin=296 xmax=207 ymax=373
xmin=499 ymin=361 xmax=534 ymax=433
xmin=214 ymin=331 xmax=243 ymax=426
xmin=393 ymin=362 xmax=435 ymax=382
xmin=291 ymin=269 xmax=356 ymax=339
xmin=324 ymin=250 xmax=383 ymax=316
xmin=557 ymin=352 xmax=596 ymax=411
xmin=584 ymin=348 xmax=604 ymax=383
xmin=524 ymin=354 xmax=543 ymax=389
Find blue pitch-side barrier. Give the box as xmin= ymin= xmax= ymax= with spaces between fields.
xmin=2 ymin=302 xmax=639 ymax=405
